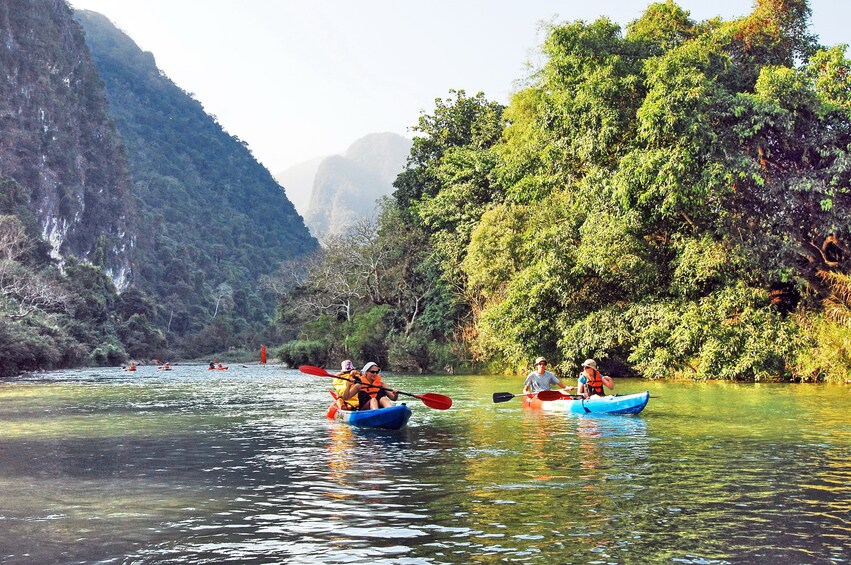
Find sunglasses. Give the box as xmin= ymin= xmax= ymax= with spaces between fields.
xmin=367 ymin=369 xmax=380 ymax=374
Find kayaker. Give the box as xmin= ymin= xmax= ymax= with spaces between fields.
xmin=523 ymin=357 xmax=570 ymax=393
xmin=360 ymin=362 xmax=399 ymax=409
xmin=334 ymin=359 xmax=363 ymax=411
xmin=577 ymin=359 xmax=614 ymax=398
xmin=125 ymin=361 xmax=137 ymax=372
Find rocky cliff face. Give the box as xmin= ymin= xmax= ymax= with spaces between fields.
xmin=0 ymin=0 xmax=134 ymax=287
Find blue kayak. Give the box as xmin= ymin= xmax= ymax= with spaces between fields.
xmin=326 ymin=391 xmax=413 ymax=430
xmin=524 ymin=391 xmax=650 ymax=415
xmin=335 ymin=403 xmax=412 ymax=430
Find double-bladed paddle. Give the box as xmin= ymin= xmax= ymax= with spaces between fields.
xmin=492 ymin=389 xmax=575 ymax=403
xmin=297 ymin=365 xmax=453 ymax=410
xmin=492 ymin=391 xmax=529 ymax=403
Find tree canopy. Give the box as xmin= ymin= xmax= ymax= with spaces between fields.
xmin=279 ymin=0 xmax=849 ymax=381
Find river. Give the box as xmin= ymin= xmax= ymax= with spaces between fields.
xmin=0 ymin=365 xmax=848 ymax=564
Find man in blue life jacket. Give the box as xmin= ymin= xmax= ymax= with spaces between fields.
xmin=577 ymin=358 xmax=614 ymax=398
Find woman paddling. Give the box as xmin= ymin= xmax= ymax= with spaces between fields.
xmin=576 ymin=359 xmax=614 ymax=398
xmin=360 ymin=362 xmax=399 ymax=410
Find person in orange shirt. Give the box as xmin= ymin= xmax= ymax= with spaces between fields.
xmin=359 ymin=362 xmax=398 ymax=410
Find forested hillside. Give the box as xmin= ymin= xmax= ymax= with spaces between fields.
xmin=276 ymin=0 xmax=850 ymax=382
xmin=75 ymin=10 xmax=317 ymax=354
xmin=0 ymin=2 xmax=318 ymax=378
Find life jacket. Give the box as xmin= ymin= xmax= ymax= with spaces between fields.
xmin=334 ymin=371 xmax=362 ymax=408
xmin=584 ymin=368 xmax=605 ymax=396
xmin=361 ymin=374 xmax=384 ymax=398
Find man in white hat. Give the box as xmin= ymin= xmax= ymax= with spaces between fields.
xmin=523 ymin=356 xmax=570 ymax=394
xmin=577 ymin=358 xmax=614 ymax=398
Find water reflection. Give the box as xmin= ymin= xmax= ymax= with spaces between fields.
xmin=0 ymin=368 xmax=848 ymax=563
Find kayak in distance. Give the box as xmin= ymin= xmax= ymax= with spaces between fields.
xmin=327 ymin=392 xmax=412 ymax=430
xmin=524 ymin=391 xmax=650 ymax=415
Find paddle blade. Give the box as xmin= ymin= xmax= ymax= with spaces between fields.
xmin=536 ymin=390 xmax=567 ymax=401
xmin=298 ymin=365 xmax=334 ymax=377
xmin=492 ymin=392 xmax=517 ymax=403
xmin=419 ymin=393 xmax=452 ymax=410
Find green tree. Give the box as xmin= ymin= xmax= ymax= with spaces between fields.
xmin=408 ymin=1 xmax=846 ymax=380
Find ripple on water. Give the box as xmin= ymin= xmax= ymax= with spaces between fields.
xmin=1 ymin=369 xmax=849 ymax=564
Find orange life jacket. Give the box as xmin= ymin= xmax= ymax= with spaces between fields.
xmin=362 ymin=374 xmax=384 ymax=398
xmin=584 ymin=368 xmax=605 ymax=396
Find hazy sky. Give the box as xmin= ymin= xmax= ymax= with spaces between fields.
xmin=67 ymin=0 xmax=850 ymax=175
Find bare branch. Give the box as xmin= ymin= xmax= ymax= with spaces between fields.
xmin=0 ymin=215 xmax=31 ymax=261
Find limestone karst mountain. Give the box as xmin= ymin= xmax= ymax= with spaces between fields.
xmin=75 ymin=9 xmax=318 ymax=339
xmin=301 ymin=132 xmax=412 ymax=238
xmin=0 ymin=0 xmax=134 ymax=286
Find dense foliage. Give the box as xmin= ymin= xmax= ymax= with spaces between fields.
xmin=279 ymin=0 xmax=849 ymax=381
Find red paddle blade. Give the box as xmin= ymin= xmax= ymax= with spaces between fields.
xmin=536 ymin=390 xmax=567 ymax=401
xmin=418 ymin=393 xmax=452 ymax=410
xmin=298 ymin=365 xmax=334 ymax=377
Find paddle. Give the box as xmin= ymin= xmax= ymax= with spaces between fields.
xmin=492 ymin=391 xmax=534 ymax=403
xmin=536 ymin=390 xmax=572 ymax=401
xmin=492 ymin=389 xmax=576 ymax=403
xmin=297 ymin=365 xmax=453 ymax=410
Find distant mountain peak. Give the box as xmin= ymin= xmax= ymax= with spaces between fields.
xmin=300 ymin=133 xmax=412 ymax=237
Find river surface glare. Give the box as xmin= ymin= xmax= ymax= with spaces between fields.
xmin=0 ymin=366 xmax=848 ymax=564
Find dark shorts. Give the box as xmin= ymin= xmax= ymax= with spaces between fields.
xmin=357 ymin=390 xmax=387 ymax=409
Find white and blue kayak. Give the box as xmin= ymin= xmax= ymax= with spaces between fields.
xmin=326 ymin=391 xmax=412 ymax=430
xmin=334 ymin=403 xmax=412 ymax=430
xmin=524 ymin=391 xmax=650 ymax=415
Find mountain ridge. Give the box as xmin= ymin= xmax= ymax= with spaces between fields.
xmin=75 ymin=8 xmax=318 ymax=348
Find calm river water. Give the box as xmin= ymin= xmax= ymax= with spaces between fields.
xmin=0 ymin=366 xmax=848 ymax=564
